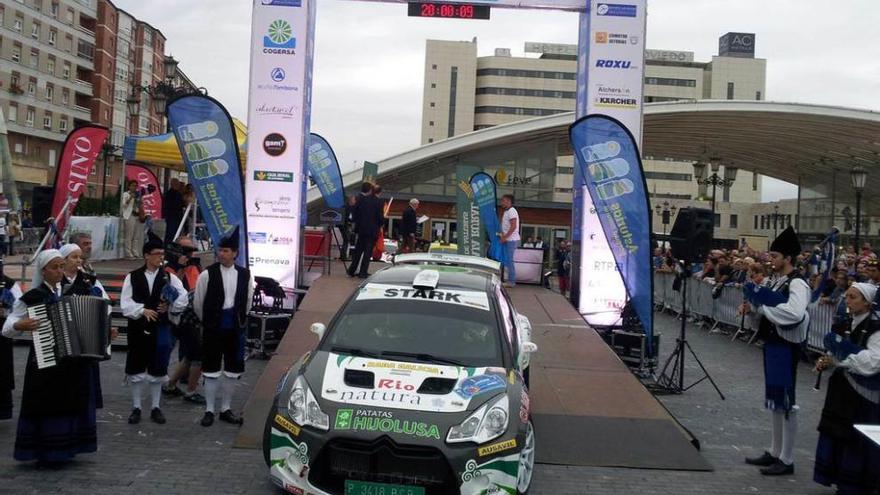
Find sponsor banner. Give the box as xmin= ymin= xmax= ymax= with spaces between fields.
xmin=125 ymin=163 xmax=162 ymax=220
xmin=362 ymin=161 xmax=379 ymax=185
xmin=306 ymin=134 xmax=344 ymax=209
xmin=50 ymin=125 xmax=110 ymax=235
xmin=469 ymin=172 xmax=504 ymax=262
xmin=322 ymin=354 xmax=498 ymax=413
xmin=570 ymin=114 xmax=653 ymax=351
xmin=167 ymin=95 xmax=248 ymax=265
xmin=478 ymin=438 xmax=518 ymax=457
xmin=273 ymin=413 xmax=301 ymax=437
xmin=456 ymin=165 xmax=483 ymax=257
xmin=246 ymin=0 xmax=316 ymax=287
xmin=333 ymin=409 xmax=441 ymax=440
xmin=572 ymin=0 xmax=646 ymax=326
xmin=356 ymin=0 xmax=585 ymax=10
xmin=66 ymin=216 xmax=119 ymax=261
xmin=356 ymin=283 xmax=491 ymax=311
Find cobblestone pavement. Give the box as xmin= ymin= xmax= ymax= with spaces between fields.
xmin=0 ymin=311 xmax=837 ymax=495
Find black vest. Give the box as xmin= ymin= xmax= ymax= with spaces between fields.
xmin=757 ymin=275 xmax=801 ymax=343
xmin=61 ymin=271 xmax=96 ymax=297
xmin=202 ymin=263 xmax=250 ymax=331
xmin=126 ymin=266 xmax=169 ymax=334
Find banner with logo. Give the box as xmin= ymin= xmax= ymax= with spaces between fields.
xmin=246 ymin=0 xmax=316 ymax=287
xmin=50 ymin=125 xmax=110 ymax=235
xmin=357 ymin=0 xmax=585 ymax=10
xmin=125 ymin=163 xmax=162 ymax=220
xmin=362 ymin=161 xmax=379 ymax=186
xmin=570 ymin=114 xmax=652 ymax=349
xmin=571 ymin=0 xmax=647 ymax=326
xmin=469 ymin=172 xmax=503 ymax=261
xmin=167 ymin=95 xmax=248 ymax=265
xmin=306 ymin=134 xmax=344 ymax=209
xmin=456 ymin=165 xmax=483 ymax=257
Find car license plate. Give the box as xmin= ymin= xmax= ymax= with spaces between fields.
xmin=344 ymin=480 xmax=425 ymax=495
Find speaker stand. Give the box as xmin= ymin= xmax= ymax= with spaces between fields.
xmin=650 ymin=267 xmax=725 ymax=400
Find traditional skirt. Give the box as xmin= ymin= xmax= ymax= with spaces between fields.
xmin=13 ymin=364 xmax=99 ymax=462
xmin=814 ymin=370 xmax=880 ymax=494
xmin=763 ymin=334 xmax=801 ymax=413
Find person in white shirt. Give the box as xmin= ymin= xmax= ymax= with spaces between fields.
xmin=120 ymin=232 xmax=188 ymax=425
xmin=121 ymin=180 xmax=140 ymax=259
xmin=193 ymin=226 xmax=254 ymax=427
xmin=499 ymin=194 xmax=521 ymax=287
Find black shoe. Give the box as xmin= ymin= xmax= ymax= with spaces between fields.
xmin=346 ymin=270 xmax=355 ymax=277
xmin=219 ymin=409 xmax=244 ymax=425
xmin=162 ymin=385 xmax=184 ymax=397
xmin=201 ymin=411 xmax=214 ymax=427
xmin=150 ymin=407 xmax=166 ymax=425
xmin=760 ymin=460 xmax=794 ymax=476
xmin=357 ymin=274 xmax=369 ymax=279
xmin=128 ymin=408 xmax=142 ymax=424
xmin=745 ymin=451 xmax=777 ymax=466
xmin=183 ymin=392 xmax=207 ymax=405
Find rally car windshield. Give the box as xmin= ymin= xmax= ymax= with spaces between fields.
xmin=323 ymin=299 xmax=504 ymax=368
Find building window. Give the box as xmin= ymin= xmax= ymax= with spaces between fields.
xmin=62 ymin=62 xmax=71 ymax=79
xmin=475 ymin=87 xmax=577 ymax=99
xmin=448 ymin=66 xmax=458 ymax=138
xmin=59 ymin=118 xmax=67 ymax=131
xmin=429 ymin=102 xmax=435 ymax=107
xmin=714 ymin=214 xmax=721 ymax=228
xmin=727 ymin=82 xmax=734 ymax=100
xmin=26 ymin=78 xmax=36 ymax=96
xmin=11 ymin=43 xmax=22 ymax=63
xmin=756 ymin=91 xmax=762 ymax=101
xmin=61 ymin=89 xmax=69 ymax=104
xmin=476 ymin=68 xmax=577 ymax=80
xmin=50 ymin=2 xmax=58 ymax=17
xmin=13 ymin=15 xmax=23 ymax=32
xmin=0 ymin=7 xmax=4 ymax=25
xmin=45 ymin=83 xmax=53 ymax=101
xmin=48 ymin=29 xmax=57 ymax=45
xmin=430 ymin=83 xmax=436 ymax=88
xmin=30 ymin=48 xmax=39 ymax=68
xmin=644 ymin=77 xmax=697 ymax=87
xmin=43 ymin=112 xmax=52 ymax=130
xmin=47 ymin=56 xmax=55 ymax=74
xmin=474 ymin=106 xmax=568 ymax=117
xmin=645 ymin=171 xmax=692 ymax=181
xmin=730 ymin=214 xmax=738 ymax=229
xmin=754 ymin=215 xmax=758 ymax=229
xmin=431 ymin=64 xmax=437 ymax=70
xmin=428 ymin=121 xmax=434 ymax=126
xmin=10 ymin=72 xmax=20 ymax=88
xmin=25 ymin=107 xmax=35 ymax=126
xmin=7 ymin=104 xmax=17 ymax=122
xmin=31 ymin=21 xmax=40 ymax=39
xmin=427 ymin=138 xmax=434 ymax=143
xmin=65 ymin=8 xmax=73 ymax=23
xmin=32 ymin=0 xmax=42 ymax=12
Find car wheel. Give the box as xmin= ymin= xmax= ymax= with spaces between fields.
xmin=516 ymin=419 xmax=536 ymax=494
xmin=263 ymin=409 xmax=274 ymax=467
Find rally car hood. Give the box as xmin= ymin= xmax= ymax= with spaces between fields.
xmin=306 ymin=351 xmax=510 ymax=414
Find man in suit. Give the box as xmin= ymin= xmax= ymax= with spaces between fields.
xmin=401 ymin=198 xmax=419 ymax=254
xmin=347 ymin=183 xmax=384 ymax=278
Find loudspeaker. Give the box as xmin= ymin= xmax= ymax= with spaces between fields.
xmin=669 ymin=207 xmax=713 ymax=264
xmin=31 ymin=186 xmax=54 ymax=226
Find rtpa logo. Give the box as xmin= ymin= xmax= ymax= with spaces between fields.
xmin=595 ymin=59 xmax=632 ymax=69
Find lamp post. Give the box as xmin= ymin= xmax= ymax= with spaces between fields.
xmin=126 ymin=55 xmax=207 ymax=123
xmin=773 ymin=204 xmax=780 ymax=238
xmin=850 ymin=165 xmax=867 ymax=250
xmin=694 ymin=159 xmax=737 ymax=229
xmin=654 ymin=200 xmax=677 ymax=240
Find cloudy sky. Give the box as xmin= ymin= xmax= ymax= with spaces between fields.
xmin=115 ymin=0 xmax=879 ymax=201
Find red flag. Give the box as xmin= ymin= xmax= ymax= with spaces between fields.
xmin=125 ymin=163 xmax=163 ymax=220
xmin=50 ymin=125 xmax=109 ymax=233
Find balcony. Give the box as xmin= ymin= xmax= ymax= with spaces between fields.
xmin=74 ymin=78 xmax=94 ymax=96
xmin=76 ymin=40 xmax=95 ymax=63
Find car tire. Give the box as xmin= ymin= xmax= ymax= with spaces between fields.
xmin=263 ymin=408 xmax=274 ymax=467
xmin=516 ymin=419 xmax=536 ymax=494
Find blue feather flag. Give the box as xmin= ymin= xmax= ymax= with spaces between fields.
xmin=810 ymin=228 xmax=838 ymax=303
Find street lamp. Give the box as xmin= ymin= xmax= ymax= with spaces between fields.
xmin=850 ymin=164 xmax=868 ymax=250
xmin=126 ymin=55 xmax=206 ymax=119
xmin=654 ymin=200 xmax=677 ymax=240
xmin=773 ymin=204 xmax=780 ymax=238
xmin=694 ymin=159 xmax=737 ymax=227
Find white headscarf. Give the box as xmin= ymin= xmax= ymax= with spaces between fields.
xmin=31 ymin=249 xmax=63 ymax=289
xmin=59 ymin=243 xmax=81 ymax=259
xmin=851 ymin=282 xmax=878 ymax=305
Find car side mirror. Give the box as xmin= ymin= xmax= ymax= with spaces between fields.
xmin=310 ymin=322 xmax=326 ymax=340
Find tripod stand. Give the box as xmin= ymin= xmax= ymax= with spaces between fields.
xmin=652 ymin=264 xmax=726 ymax=399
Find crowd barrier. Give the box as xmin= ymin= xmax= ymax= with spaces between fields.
xmin=653 ymin=272 xmax=833 ymax=353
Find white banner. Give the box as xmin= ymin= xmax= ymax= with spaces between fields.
xmin=67 ymin=216 xmax=120 ymax=261
xmin=575 ymin=0 xmax=647 ymax=326
xmin=245 ymin=0 xmax=317 ymax=288
xmin=353 ymin=0 xmax=586 ymax=10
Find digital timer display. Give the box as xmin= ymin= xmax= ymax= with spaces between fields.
xmin=407 ymin=2 xmax=491 ymax=20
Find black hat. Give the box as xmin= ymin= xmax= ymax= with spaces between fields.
xmin=769 ymin=226 xmax=801 ymax=259
xmin=219 ymin=226 xmax=240 ymax=251
xmin=142 ymin=231 xmax=164 ymax=255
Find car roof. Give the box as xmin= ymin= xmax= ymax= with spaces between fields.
xmin=369 ymin=264 xmax=495 ymax=292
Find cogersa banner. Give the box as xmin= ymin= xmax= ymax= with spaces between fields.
xmin=572 ymin=0 xmax=647 ymax=326
xmin=50 ymin=125 xmax=109 ymax=235
xmin=167 ymin=95 xmax=248 ymax=265
xmin=246 ymin=0 xmax=317 ymax=287
xmin=469 ymin=172 xmax=503 ymax=262
xmin=570 ymin=114 xmax=653 ymax=350
xmin=306 ymin=134 xmax=344 ymax=209
xmin=456 ymin=165 xmax=483 ymax=257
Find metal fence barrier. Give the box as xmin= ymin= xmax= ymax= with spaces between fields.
xmin=653 ymin=272 xmax=832 ymax=353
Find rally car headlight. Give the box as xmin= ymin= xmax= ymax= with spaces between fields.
xmin=287 ymin=376 xmax=329 ymax=431
xmin=447 ymin=395 xmax=509 ymax=444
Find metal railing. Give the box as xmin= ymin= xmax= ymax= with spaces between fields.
xmin=653 ymin=272 xmax=833 ymax=353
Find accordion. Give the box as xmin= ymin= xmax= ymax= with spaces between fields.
xmin=28 ymin=295 xmax=111 ymax=370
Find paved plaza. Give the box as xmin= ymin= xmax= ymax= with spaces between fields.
xmin=0 ymin=309 xmax=837 ymax=495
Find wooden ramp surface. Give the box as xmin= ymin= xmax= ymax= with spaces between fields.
xmin=236 ymin=276 xmax=711 ymax=471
